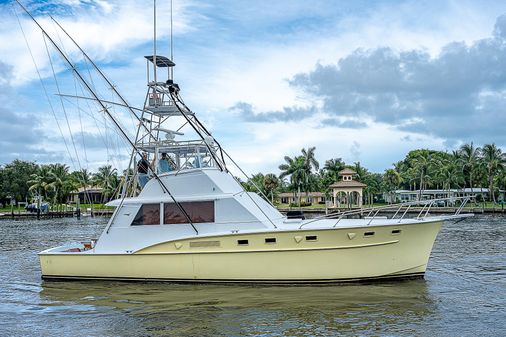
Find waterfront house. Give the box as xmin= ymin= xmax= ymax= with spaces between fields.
xmin=279 ymin=191 xmax=327 ymax=205
xmin=68 ymin=187 xmax=107 ymax=204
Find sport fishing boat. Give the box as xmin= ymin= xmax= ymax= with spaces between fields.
xmin=17 ymin=1 xmax=472 ymax=283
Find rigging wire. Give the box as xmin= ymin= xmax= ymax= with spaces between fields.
xmin=14 ymin=6 xmax=95 ymax=207
xmin=60 ymin=95 xmax=132 ymax=159
xmin=13 ymin=7 xmax=73 ymax=166
xmin=43 ymin=32 xmax=97 ymax=206
xmin=73 ymin=77 xmax=89 ymax=164
xmin=42 ymin=34 xmax=82 ymax=172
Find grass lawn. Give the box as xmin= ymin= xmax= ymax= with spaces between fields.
xmin=76 ymin=203 xmax=114 ymax=210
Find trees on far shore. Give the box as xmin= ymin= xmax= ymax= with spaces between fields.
xmin=254 ymin=142 xmax=506 ymax=205
xmin=0 ymin=142 xmax=505 ymax=207
xmin=0 ymin=161 xmax=121 ymax=207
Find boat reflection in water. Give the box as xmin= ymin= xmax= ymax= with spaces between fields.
xmin=39 ymin=279 xmax=434 ymax=336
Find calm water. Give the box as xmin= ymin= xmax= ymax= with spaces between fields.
xmin=0 ymin=215 xmax=504 ymax=337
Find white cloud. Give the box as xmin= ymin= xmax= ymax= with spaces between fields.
xmin=0 ymin=0 xmax=197 ymax=84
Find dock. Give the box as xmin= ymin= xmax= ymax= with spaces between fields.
xmin=0 ymin=208 xmax=115 ymax=220
xmin=0 ymin=211 xmax=75 ymax=220
xmin=278 ymin=206 xmax=506 ymax=216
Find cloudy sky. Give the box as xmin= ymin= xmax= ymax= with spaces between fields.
xmin=1 ymin=0 xmax=506 ymax=175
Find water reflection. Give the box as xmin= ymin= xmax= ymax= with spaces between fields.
xmin=39 ymin=280 xmax=434 ymax=336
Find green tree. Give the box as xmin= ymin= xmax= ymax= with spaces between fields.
xmin=0 ymin=160 xmax=39 ymax=204
xmin=28 ymin=165 xmax=52 ymax=201
xmin=481 ymin=143 xmax=506 ymax=203
xmin=412 ymin=152 xmax=431 ymax=199
xmin=323 ymin=158 xmax=345 ymax=183
xmin=300 ymin=147 xmax=320 ymax=197
xmin=279 ymin=155 xmax=307 ymax=206
xmin=362 ymin=172 xmax=382 ymax=206
xmin=263 ymin=173 xmax=279 ymax=204
xmin=383 ymin=169 xmax=402 ymax=203
xmin=93 ymin=165 xmax=119 ymax=202
xmin=459 ymin=142 xmax=481 ymax=189
xmin=47 ymin=163 xmax=73 ymax=206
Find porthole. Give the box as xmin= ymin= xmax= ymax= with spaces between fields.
xmin=391 ymin=229 xmax=402 ymax=235
xmin=364 ymin=231 xmax=375 ymax=237
xmin=305 ymin=235 xmax=317 ymax=241
xmin=265 ymin=238 xmax=276 ymax=244
xmin=237 ymin=239 xmax=249 ymax=245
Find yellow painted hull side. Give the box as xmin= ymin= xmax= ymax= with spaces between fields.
xmin=39 ymin=221 xmax=442 ymax=282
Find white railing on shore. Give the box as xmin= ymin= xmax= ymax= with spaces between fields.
xmin=299 ymin=196 xmax=473 ymax=229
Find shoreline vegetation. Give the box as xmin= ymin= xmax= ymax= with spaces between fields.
xmin=0 ymin=142 xmax=505 ymax=214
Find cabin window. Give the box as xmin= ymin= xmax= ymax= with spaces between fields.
xmin=364 ymin=231 xmax=375 ymax=237
xmin=305 ymin=235 xmax=318 ymax=241
xmin=265 ymin=238 xmax=276 ymax=244
xmin=131 ymin=204 xmax=160 ymax=226
xmin=237 ymin=239 xmax=249 ymax=245
xmin=163 ymin=201 xmax=215 ymax=224
xmin=391 ymin=229 xmax=402 ymax=235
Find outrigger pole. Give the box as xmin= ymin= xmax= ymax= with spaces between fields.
xmin=49 ymin=16 xmax=157 ymax=143
xmin=14 ymin=0 xmax=198 ymax=234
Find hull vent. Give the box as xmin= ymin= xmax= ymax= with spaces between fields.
xmin=190 ymin=241 xmax=221 ymax=248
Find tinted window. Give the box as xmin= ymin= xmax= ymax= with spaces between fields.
xmin=164 ymin=201 xmax=215 ymax=224
xmin=132 ymin=204 xmax=160 ymax=226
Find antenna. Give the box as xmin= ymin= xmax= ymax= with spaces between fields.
xmin=153 ymin=0 xmax=157 ymax=84
xmin=170 ymin=0 xmax=174 ymax=80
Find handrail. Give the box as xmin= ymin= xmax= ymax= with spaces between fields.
xmin=299 ymin=196 xmax=474 ymax=229
xmin=398 ymin=204 xmax=412 ymax=223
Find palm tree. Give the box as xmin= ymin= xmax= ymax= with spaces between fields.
xmin=263 ymin=173 xmax=279 ymax=204
xmin=47 ymin=164 xmax=71 ymax=209
xmin=383 ymin=169 xmax=402 ymax=203
xmin=93 ymin=165 xmax=119 ymax=202
xmin=437 ymin=158 xmax=464 ymax=198
xmin=362 ymin=173 xmax=381 ymax=206
xmin=300 ymin=147 xmax=319 ymax=200
xmin=301 ymin=147 xmax=319 ymax=173
xmin=459 ymin=142 xmax=481 ymax=189
xmin=352 ymin=162 xmax=368 ymax=181
xmin=412 ymin=152 xmax=431 ymax=200
xmin=279 ymin=155 xmax=307 ymax=206
xmin=71 ymin=168 xmax=93 ymax=204
xmin=244 ymin=173 xmax=266 ymax=195
xmin=28 ymin=165 xmax=51 ymax=202
xmin=481 ymin=143 xmax=506 ymax=203
xmin=496 ymin=171 xmax=506 ymax=205
xmin=73 ymin=169 xmax=92 ymax=187
xmin=474 ymin=162 xmax=488 ymax=204
xmin=323 ymin=158 xmax=345 ymax=180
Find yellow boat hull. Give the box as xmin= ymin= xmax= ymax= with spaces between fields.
xmin=39 ymin=221 xmax=442 ymax=283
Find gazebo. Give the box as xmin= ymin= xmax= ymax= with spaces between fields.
xmin=329 ymin=168 xmax=366 ymax=208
